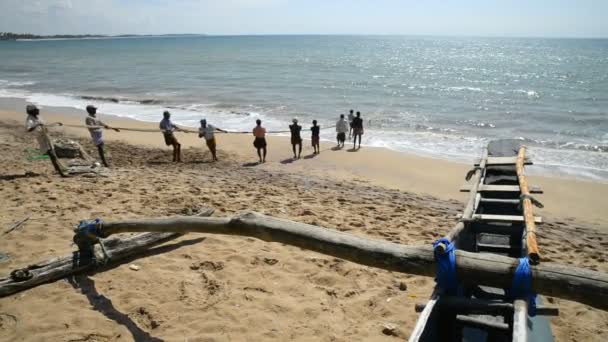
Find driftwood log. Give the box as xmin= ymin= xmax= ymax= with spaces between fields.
xmin=1 ymin=211 xmax=607 ymax=311
xmin=0 ymin=208 xmax=214 ymax=297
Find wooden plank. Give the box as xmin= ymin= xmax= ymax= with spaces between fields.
xmin=516 ymin=146 xmax=540 ymax=264
xmin=475 ymin=156 xmax=532 ymax=166
xmin=512 ymin=299 xmax=528 ymax=342
xmin=2 ymin=212 xmax=608 ymax=311
xmin=414 ymin=296 xmax=559 ymax=316
xmin=460 ymin=184 xmax=543 ymax=194
xmin=455 ymin=315 xmax=509 ymax=331
xmin=479 ymin=198 xmax=521 ymax=205
xmin=472 ymin=214 xmax=542 ymax=224
xmin=408 ymin=291 xmax=440 ymax=342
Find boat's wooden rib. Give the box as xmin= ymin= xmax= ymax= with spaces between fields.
xmin=471 ymin=214 xmax=543 ymax=224
xmin=410 ymin=140 xmax=553 ymax=342
xmin=475 ymin=156 xmax=532 ymax=166
xmin=460 ymin=184 xmax=543 ymax=193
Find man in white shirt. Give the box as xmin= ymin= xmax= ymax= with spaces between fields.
xmin=25 ymin=105 xmax=67 ymax=177
xmin=198 ymin=119 xmax=226 ymax=161
xmin=159 ymin=111 xmax=183 ymax=162
xmin=335 ymin=114 xmax=349 ymax=148
xmin=85 ymin=105 xmax=120 ymax=167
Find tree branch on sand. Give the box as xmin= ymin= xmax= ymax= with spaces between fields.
xmin=1 ymin=211 xmax=607 ymax=312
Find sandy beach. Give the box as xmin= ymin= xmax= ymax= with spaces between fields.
xmin=1 ymin=106 xmax=607 ymax=341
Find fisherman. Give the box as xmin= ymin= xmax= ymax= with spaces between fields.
xmin=24 ymin=104 xmax=67 ymax=177
xmin=352 ymin=111 xmax=364 ymax=150
xmin=198 ymin=119 xmax=226 ymax=162
xmin=335 ymin=114 xmax=348 ymax=148
xmin=311 ymin=120 xmax=320 ymax=154
xmin=252 ymin=119 xmax=267 ymax=163
xmin=159 ymin=111 xmax=182 ymax=163
xmin=348 ymin=109 xmax=355 ymax=138
xmin=84 ymin=105 xmax=120 ymax=167
xmin=289 ymin=118 xmax=302 ymax=159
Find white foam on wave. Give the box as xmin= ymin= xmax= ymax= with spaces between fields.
xmin=0 ymin=88 xmax=289 ymax=133
xmin=0 ymin=80 xmax=37 ymax=87
xmin=1 ymin=87 xmax=606 ymax=182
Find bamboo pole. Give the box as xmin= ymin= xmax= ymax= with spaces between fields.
xmin=516 ymin=146 xmax=540 ymax=264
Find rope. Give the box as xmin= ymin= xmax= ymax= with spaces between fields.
xmin=508 ymin=257 xmax=537 ymax=316
xmin=465 ymin=166 xmax=481 ymax=181
xmin=63 ymin=124 xmax=337 ymax=135
xmin=520 ymin=194 xmax=544 ymax=208
xmin=432 ymin=238 xmax=458 ymax=294
xmin=74 ymin=219 xmax=109 ymax=265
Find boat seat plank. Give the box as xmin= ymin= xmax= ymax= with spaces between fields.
xmin=479 ymin=198 xmax=521 ymax=205
xmin=473 ymin=214 xmax=542 ymax=223
xmin=460 ymin=184 xmax=543 ymax=193
xmin=475 ymin=156 xmax=532 ymax=166
xmin=455 ymin=315 xmax=509 ymax=331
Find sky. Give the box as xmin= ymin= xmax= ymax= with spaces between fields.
xmin=0 ymin=0 xmax=607 ymax=38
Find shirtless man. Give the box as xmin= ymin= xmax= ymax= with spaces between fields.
xmin=253 ymin=119 xmax=267 ymax=163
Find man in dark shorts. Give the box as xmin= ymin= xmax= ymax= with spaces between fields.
xmin=348 ymin=109 xmax=355 ymax=138
xmin=289 ymin=118 xmax=302 ymax=159
xmin=252 ymin=119 xmax=267 ymax=163
xmin=159 ymin=111 xmax=182 ymax=162
xmin=336 ymin=114 xmax=348 ymax=148
xmin=311 ymin=120 xmax=320 ymax=154
xmin=198 ymin=119 xmax=226 ymax=162
xmin=85 ymin=105 xmax=120 ymax=167
xmin=352 ymin=111 xmax=364 ymax=150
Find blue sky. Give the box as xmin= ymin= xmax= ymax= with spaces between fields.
xmin=0 ymin=0 xmax=606 ymax=37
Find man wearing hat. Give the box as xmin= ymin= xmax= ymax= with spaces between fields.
xmin=85 ymin=105 xmax=120 ymax=167
xmin=289 ymin=117 xmax=302 ymax=159
xmin=25 ymin=104 xmax=67 ymax=177
xmin=198 ymin=119 xmax=226 ymax=162
xmin=159 ymin=110 xmax=182 ymax=162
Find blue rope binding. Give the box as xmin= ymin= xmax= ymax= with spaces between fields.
xmin=510 ymin=257 xmax=537 ymax=316
xmin=433 ymin=238 xmax=458 ymax=294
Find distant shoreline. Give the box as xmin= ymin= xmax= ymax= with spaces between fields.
xmin=0 ymin=33 xmax=206 ymax=41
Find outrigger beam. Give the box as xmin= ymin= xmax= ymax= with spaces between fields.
xmin=1 ymin=211 xmax=606 ymax=311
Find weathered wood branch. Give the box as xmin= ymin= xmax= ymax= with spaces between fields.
xmin=0 ymin=232 xmax=180 ymax=297
xmin=97 ymin=211 xmax=608 ymax=310
xmin=0 ymin=208 xmax=214 ymax=297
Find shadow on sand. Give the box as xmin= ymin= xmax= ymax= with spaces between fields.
xmin=242 ymin=161 xmax=261 ymax=167
xmin=280 ymin=158 xmax=297 ymax=164
xmin=0 ymin=172 xmax=41 ymax=181
xmin=66 ymin=237 xmax=206 ymax=342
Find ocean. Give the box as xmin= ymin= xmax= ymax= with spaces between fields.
xmin=0 ymin=35 xmax=606 ymax=180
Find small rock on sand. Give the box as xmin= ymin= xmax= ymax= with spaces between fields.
xmin=129 ymin=264 xmax=140 ymax=271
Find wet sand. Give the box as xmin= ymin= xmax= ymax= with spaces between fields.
xmin=0 ymin=108 xmax=607 ymax=341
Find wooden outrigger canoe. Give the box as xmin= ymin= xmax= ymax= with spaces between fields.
xmin=409 ymin=139 xmax=555 ymax=342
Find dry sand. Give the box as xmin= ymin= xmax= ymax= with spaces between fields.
xmin=0 ymin=108 xmax=607 ymax=341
